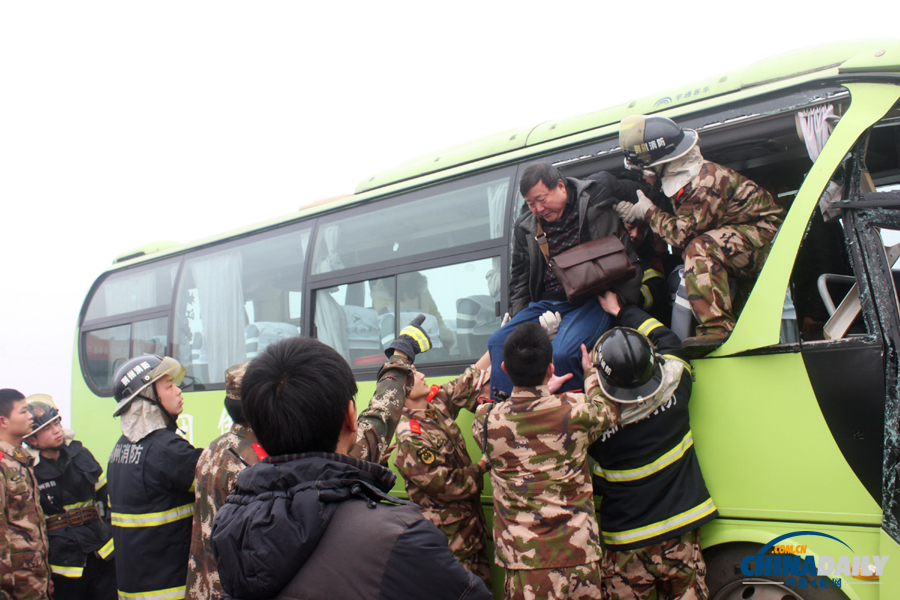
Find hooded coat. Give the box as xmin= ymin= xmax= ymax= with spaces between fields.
xmin=211 ymin=452 xmax=491 ymax=600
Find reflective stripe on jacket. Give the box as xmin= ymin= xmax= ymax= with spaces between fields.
xmin=34 ymin=440 xmax=114 ymax=578
xmin=108 ymin=426 xmax=201 ymax=599
xmin=588 ymin=306 xmax=717 ymax=551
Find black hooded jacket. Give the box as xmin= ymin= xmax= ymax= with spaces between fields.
xmin=211 ymin=452 xmax=491 ymax=600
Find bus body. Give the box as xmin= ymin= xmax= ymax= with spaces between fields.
xmin=73 ymin=40 xmax=900 ymax=599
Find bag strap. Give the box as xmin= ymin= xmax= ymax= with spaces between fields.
xmin=534 ymin=221 xmax=552 ymax=265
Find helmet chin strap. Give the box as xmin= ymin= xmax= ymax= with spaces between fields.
xmin=138 ymin=390 xmax=183 ymax=433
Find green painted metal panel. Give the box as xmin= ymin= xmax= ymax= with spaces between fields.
xmin=710 ymin=82 xmax=900 ymax=357
xmin=692 ymin=351 xmax=880 ymax=523
xmin=525 ymin=74 xmax=740 ymax=147
xmin=355 ymin=127 xmax=530 ymax=194
xmin=742 ymin=40 xmax=899 ymax=87
xmin=112 ymin=240 xmax=180 ymax=264
xmin=358 ymin=40 xmax=898 ymax=192
xmin=840 ymin=41 xmax=900 ymax=74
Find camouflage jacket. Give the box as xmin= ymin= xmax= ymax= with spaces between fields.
xmin=394 ymin=366 xmax=490 ymax=561
xmin=472 ymin=373 xmax=619 ymax=570
xmin=649 ymin=161 xmax=784 ymax=249
xmin=186 ymin=424 xmax=259 ymax=600
xmin=349 ymin=355 xmax=415 ymax=465
xmin=1 ymin=440 xmax=51 ymax=600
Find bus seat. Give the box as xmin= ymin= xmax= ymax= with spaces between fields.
xmin=245 ymin=322 xmax=300 ymax=358
xmin=343 ymin=305 xmax=384 ymax=364
xmin=456 ymin=295 xmax=500 ymax=356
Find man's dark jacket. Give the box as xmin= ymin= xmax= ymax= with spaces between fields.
xmin=509 ymin=174 xmax=645 ymax=316
xmin=211 ymin=452 xmax=491 ymax=600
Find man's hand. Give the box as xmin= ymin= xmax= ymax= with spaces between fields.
xmin=547 ymin=372 xmax=574 ymax=394
xmin=598 ymin=290 xmax=621 ymax=317
xmin=538 ymin=310 xmax=562 ymax=341
xmin=478 ymin=456 xmax=490 ymax=471
xmin=385 ymin=314 xmax=432 ymax=364
xmin=501 ymin=312 xmax=511 ymax=327
xmin=581 ymin=343 xmax=593 ymax=372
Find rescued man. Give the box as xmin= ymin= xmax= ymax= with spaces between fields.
xmin=490 ymin=162 xmax=651 ymax=398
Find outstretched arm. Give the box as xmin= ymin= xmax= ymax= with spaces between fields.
xmin=350 ymin=354 xmax=414 ymax=464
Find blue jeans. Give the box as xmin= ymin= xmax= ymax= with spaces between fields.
xmin=488 ymin=299 xmax=612 ymax=398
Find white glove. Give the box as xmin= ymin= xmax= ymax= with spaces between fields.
xmin=614 ymin=201 xmax=634 ymax=222
xmin=539 ymin=310 xmax=562 ymax=340
xmin=614 ymin=191 xmax=656 ymax=223
xmin=630 ymin=190 xmax=656 ymax=222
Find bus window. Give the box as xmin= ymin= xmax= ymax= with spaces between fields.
xmin=311 ymin=175 xmax=510 ymax=275
xmin=315 ymin=277 xmax=393 ymax=366
xmin=83 ymin=317 xmax=168 ymax=390
xmin=83 ymin=259 xmax=179 ymax=321
xmin=173 ymin=226 xmax=311 ymax=386
xmin=314 ymin=257 xmax=502 ymax=368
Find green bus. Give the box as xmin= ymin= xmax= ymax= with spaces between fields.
xmin=74 ymin=40 xmax=900 ymax=599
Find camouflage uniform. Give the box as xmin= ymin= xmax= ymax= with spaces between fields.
xmin=647 ymin=161 xmax=783 ymax=335
xmin=601 ymin=530 xmax=708 ymax=600
xmin=0 ymin=440 xmax=51 ymax=600
xmin=185 ymin=423 xmax=259 ymax=600
xmin=504 ymin=563 xmax=602 ymax=600
xmin=186 ymin=361 xmax=260 ymax=600
xmin=472 ymin=371 xmax=619 ymax=600
xmin=394 ymin=366 xmax=492 ymax=587
xmin=350 ymin=354 xmax=415 ymax=465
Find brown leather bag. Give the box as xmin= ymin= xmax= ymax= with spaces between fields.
xmin=536 ymin=223 xmax=635 ymax=303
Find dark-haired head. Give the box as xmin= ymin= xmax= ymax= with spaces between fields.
xmin=519 ymin=163 xmax=563 ymax=198
xmin=0 ymin=389 xmax=26 ymax=419
xmin=241 ymin=337 xmax=358 ymax=456
xmin=502 ymin=323 xmax=553 ymax=388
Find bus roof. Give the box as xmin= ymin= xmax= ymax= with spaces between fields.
xmin=107 ymin=39 xmax=900 ymax=271
xmin=355 ymin=39 xmax=900 ymax=194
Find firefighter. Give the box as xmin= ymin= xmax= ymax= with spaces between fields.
xmin=107 ymin=355 xmax=202 ymax=600
xmin=25 ymin=395 xmax=116 ymax=600
xmin=616 ymin=115 xmax=783 ymax=356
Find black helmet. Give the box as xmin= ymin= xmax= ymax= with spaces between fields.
xmin=113 ymin=355 xmax=185 ymax=417
xmin=591 ymin=327 xmax=664 ymax=402
xmin=25 ymin=395 xmax=61 ymax=437
xmin=619 ymin=115 xmax=698 ymax=169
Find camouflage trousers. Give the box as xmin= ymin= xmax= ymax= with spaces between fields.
xmin=460 ymin=550 xmax=493 ymax=591
xmin=504 ymin=561 xmax=603 ymax=600
xmin=6 ymin=550 xmax=52 ymax=600
xmin=601 ymin=530 xmax=708 ymax=600
xmin=683 ymin=224 xmax=777 ymax=336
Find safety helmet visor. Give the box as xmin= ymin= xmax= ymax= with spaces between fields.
xmin=620 ymin=115 xmax=651 ymax=168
